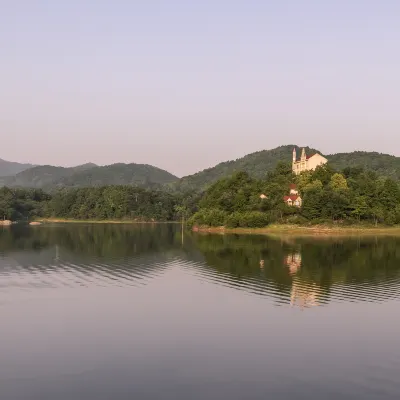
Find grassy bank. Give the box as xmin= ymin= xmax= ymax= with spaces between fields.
xmin=192 ymin=224 xmax=400 ymax=236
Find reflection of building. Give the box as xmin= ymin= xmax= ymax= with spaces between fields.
xmin=284 ymin=251 xmax=320 ymax=309
xmin=290 ymin=280 xmax=320 ymax=309
xmin=285 ymin=252 xmax=302 ymax=275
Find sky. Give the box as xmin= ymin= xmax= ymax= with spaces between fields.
xmin=1 ymin=0 xmax=399 ymax=177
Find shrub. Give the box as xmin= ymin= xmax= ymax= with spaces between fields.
xmin=188 ymin=208 xmax=228 ymax=227
xmin=225 ymin=213 xmax=241 ymax=228
xmin=240 ymin=212 xmax=270 ymax=228
xmin=285 ymin=215 xmax=309 ymax=225
xmin=226 ymin=211 xmax=269 ymax=228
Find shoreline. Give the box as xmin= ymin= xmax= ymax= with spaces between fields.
xmin=35 ymin=218 xmax=179 ymax=225
xmin=0 ymin=220 xmax=13 ymax=226
xmin=192 ymin=224 xmax=400 ymax=236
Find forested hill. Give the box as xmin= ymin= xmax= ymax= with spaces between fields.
xmin=0 ymin=163 xmax=178 ymax=189
xmin=171 ymin=145 xmax=400 ymax=192
xmin=0 ymin=158 xmax=35 ymax=177
xmin=328 ymin=152 xmax=400 ymax=177
xmin=56 ymin=163 xmax=178 ymax=188
xmin=2 ymin=146 xmax=400 ymax=191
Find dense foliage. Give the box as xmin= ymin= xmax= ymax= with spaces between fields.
xmin=189 ymin=162 xmax=400 ymax=228
xmin=2 ymin=157 xmax=400 ymax=226
xmin=0 ymin=187 xmax=50 ymax=220
xmin=329 ymin=151 xmax=400 ymax=180
xmin=0 ymin=186 xmax=199 ymax=222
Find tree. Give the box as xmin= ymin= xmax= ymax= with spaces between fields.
xmin=371 ymin=206 xmax=385 ymax=226
xmin=303 ymin=179 xmax=323 ymax=192
xmin=323 ymin=190 xmax=350 ymax=221
xmin=378 ymin=178 xmax=400 ymax=209
xmin=350 ymin=196 xmax=369 ymax=221
xmin=329 ymin=173 xmax=349 ymax=192
xmin=312 ymin=164 xmax=336 ymax=185
xmin=302 ymin=189 xmax=324 ymax=220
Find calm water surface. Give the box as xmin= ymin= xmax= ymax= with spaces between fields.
xmin=1 ymin=224 xmax=400 ymax=399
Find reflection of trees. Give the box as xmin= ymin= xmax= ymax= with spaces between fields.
xmin=189 ymin=234 xmax=400 ymax=307
xmin=0 ymin=224 xmax=178 ymax=260
xmin=2 ymin=226 xmax=400 ymax=307
xmin=0 ymin=224 xmax=185 ymax=289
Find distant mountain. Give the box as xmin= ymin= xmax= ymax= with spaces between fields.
xmin=171 ymin=145 xmax=400 ymax=192
xmin=2 ymin=146 xmax=399 ymax=192
xmin=0 ymin=158 xmax=35 ymax=177
xmin=70 ymin=162 xmax=98 ymax=173
xmin=57 ymin=163 xmax=178 ymax=188
xmin=0 ymin=162 xmax=178 ymax=189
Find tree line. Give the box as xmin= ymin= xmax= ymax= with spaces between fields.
xmin=188 ymin=162 xmax=400 ymax=227
xmin=1 ymin=162 xmax=400 ymax=226
xmin=0 ymin=186 xmax=198 ymax=222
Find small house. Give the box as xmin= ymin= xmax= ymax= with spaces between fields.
xmin=284 ymin=195 xmax=302 ymax=208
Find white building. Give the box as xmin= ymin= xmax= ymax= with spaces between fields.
xmin=292 ymin=148 xmax=328 ymax=175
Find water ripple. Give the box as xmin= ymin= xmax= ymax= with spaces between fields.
xmin=0 ymin=254 xmax=171 ymax=292
xmin=172 ymin=256 xmax=400 ymax=309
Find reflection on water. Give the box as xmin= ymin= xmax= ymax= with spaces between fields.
xmin=0 ymin=224 xmax=177 ymax=292
xmin=1 ymin=225 xmax=400 ymax=308
xmin=2 ymin=225 xmax=400 ymax=399
xmin=189 ymin=233 xmax=400 ymax=308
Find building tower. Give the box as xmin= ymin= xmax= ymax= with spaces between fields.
xmin=301 ymin=148 xmax=306 ymax=162
xmin=292 ymin=147 xmax=328 ymax=175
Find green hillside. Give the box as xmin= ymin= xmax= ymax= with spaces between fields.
xmin=4 ymin=165 xmax=72 ymax=188
xmin=171 ymin=145 xmax=400 ymax=192
xmin=0 ymin=163 xmax=178 ymax=189
xmin=2 ymin=146 xmax=399 ymax=192
xmin=0 ymin=158 xmax=35 ymax=177
xmin=57 ymin=163 xmax=178 ymax=188
xmin=328 ymin=152 xmax=400 ymax=178
xmin=171 ymin=145 xmax=316 ymax=191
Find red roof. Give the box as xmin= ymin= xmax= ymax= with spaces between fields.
xmin=306 ymin=154 xmax=316 ymax=160
xmin=284 ymin=195 xmax=300 ymax=202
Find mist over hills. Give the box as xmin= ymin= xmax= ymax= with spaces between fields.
xmin=0 ymin=158 xmax=36 ymax=177
xmin=1 ymin=145 xmax=400 ymax=191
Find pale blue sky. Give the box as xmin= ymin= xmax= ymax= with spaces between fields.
xmin=1 ymin=0 xmax=399 ymax=176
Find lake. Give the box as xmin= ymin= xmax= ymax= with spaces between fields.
xmin=1 ymin=224 xmax=400 ymax=399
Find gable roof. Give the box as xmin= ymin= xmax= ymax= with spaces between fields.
xmin=284 ymin=195 xmax=301 ymax=202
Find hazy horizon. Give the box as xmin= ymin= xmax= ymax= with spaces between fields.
xmin=2 ymin=1 xmax=399 ymax=176
xmin=1 ymin=143 xmax=400 ymax=179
